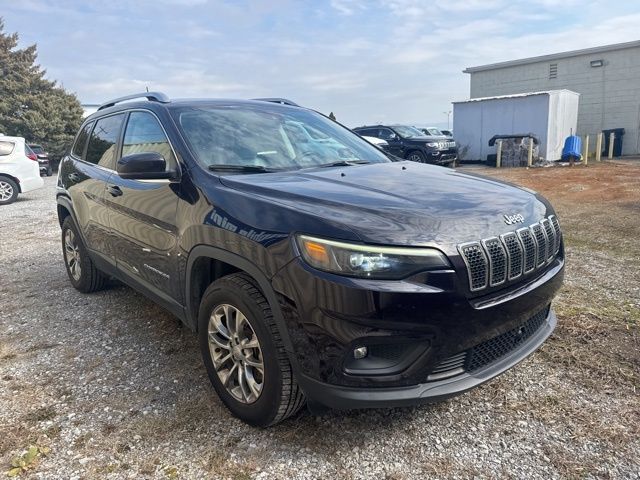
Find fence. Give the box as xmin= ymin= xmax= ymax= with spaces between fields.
xmin=493 ymin=132 xmax=616 ymax=167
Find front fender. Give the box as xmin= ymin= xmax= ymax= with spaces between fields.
xmin=184 ymin=245 xmax=298 ymax=366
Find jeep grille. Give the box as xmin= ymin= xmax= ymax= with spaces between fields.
xmin=458 ymin=215 xmax=562 ymax=292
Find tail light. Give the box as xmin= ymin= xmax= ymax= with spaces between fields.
xmin=27 ymin=153 xmax=37 ymax=161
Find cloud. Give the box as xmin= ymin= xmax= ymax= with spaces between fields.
xmin=2 ymin=0 xmax=639 ymax=128
xmin=330 ymin=0 xmax=366 ymax=15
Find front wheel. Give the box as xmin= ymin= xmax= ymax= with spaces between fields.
xmin=406 ymin=150 xmax=427 ymax=163
xmin=0 ymin=177 xmax=19 ymax=205
xmin=61 ymin=216 xmax=107 ymax=293
xmin=198 ymin=273 xmax=304 ymax=427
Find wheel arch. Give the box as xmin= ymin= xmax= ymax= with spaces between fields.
xmin=0 ymin=174 xmax=21 ymax=193
xmin=405 ymin=149 xmax=425 ymax=161
xmin=185 ymin=245 xmax=297 ymax=361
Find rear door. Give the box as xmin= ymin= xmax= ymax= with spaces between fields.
xmin=105 ymin=110 xmax=182 ymax=302
xmin=60 ymin=114 xmax=125 ymax=263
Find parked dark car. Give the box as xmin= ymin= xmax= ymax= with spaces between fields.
xmin=353 ymin=124 xmax=457 ymax=166
xmin=56 ymin=93 xmax=564 ymax=426
xmin=28 ymin=143 xmax=52 ymax=176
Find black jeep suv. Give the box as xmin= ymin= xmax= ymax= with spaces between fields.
xmin=353 ymin=124 xmax=458 ymax=166
xmin=57 ymin=93 xmax=564 ymax=427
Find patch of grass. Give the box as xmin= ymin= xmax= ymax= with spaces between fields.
xmin=5 ymin=445 xmax=50 ymax=477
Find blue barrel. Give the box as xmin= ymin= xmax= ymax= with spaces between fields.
xmin=562 ymin=135 xmax=582 ymax=160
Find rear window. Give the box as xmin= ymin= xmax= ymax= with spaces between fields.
xmin=86 ymin=114 xmax=125 ymax=168
xmin=0 ymin=141 xmax=15 ymax=156
xmin=72 ymin=122 xmax=93 ymax=159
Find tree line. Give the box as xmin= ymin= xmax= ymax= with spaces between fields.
xmin=0 ymin=18 xmax=83 ymax=161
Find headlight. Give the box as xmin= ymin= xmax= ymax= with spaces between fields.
xmin=425 ymin=142 xmax=438 ymax=147
xmin=296 ymin=234 xmax=450 ymax=279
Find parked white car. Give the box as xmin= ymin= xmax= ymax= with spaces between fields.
xmin=0 ymin=135 xmax=44 ymax=205
xmin=362 ymin=135 xmax=389 ymax=150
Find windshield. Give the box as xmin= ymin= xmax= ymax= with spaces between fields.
xmin=426 ymin=128 xmax=443 ymax=136
xmin=392 ymin=125 xmax=425 ymax=138
xmin=30 ymin=145 xmax=44 ymax=154
xmin=173 ymin=105 xmax=390 ymax=171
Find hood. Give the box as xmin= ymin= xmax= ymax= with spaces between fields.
xmin=404 ymin=135 xmax=442 ymax=143
xmin=219 ymin=161 xmax=550 ymax=248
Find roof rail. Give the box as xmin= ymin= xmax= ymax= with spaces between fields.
xmin=252 ymin=97 xmax=299 ymax=107
xmin=98 ymin=92 xmax=170 ymax=111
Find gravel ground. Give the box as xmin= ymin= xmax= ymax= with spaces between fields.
xmin=1 ymin=165 xmax=639 ymax=479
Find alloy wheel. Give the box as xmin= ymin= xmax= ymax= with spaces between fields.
xmin=208 ymin=304 xmax=264 ymax=404
xmin=64 ymin=229 xmax=82 ymax=281
xmin=0 ymin=181 xmax=13 ymax=201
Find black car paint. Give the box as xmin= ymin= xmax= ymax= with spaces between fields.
xmin=57 ymin=98 xmax=563 ymax=410
xmin=353 ymin=125 xmax=458 ymax=166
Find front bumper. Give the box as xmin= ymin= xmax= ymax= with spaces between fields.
xmin=272 ymin=243 xmax=564 ymax=404
xmin=298 ymin=309 xmax=556 ymax=409
xmin=430 ymin=149 xmax=458 ymax=165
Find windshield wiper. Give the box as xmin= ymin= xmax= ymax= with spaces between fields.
xmin=208 ymin=164 xmax=277 ymax=173
xmin=316 ymin=160 xmax=371 ymax=168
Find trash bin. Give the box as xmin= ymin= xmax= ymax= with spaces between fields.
xmin=602 ymin=128 xmax=625 ymax=157
xmin=562 ymin=135 xmax=582 ymax=161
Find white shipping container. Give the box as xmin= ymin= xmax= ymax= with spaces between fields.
xmin=452 ymin=90 xmax=580 ymax=162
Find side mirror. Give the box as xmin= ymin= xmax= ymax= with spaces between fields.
xmin=116 ymin=152 xmax=177 ymax=180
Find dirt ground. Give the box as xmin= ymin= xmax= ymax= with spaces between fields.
xmin=0 ymin=161 xmax=639 ymax=479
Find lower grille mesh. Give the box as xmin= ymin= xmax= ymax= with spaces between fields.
xmin=466 ymin=307 xmax=549 ymax=372
xmin=428 ymin=306 xmax=549 ymax=380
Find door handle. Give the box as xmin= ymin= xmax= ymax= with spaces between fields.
xmin=106 ymin=185 xmax=123 ymax=197
xmin=68 ymin=173 xmax=81 ymax=182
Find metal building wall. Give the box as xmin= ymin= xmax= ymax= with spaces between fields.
xmin=467 ymin=45 xmax=640 ymax=155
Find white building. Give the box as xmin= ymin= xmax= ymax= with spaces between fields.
xmin=453 ymin=90 xmax=579 ymax=162
xmin=464 ymin=40 xmax=640 ymax=156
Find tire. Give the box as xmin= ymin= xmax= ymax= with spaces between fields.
xmin=0 ymin=177 xmax=19 ymax=205
xmin=406 ymin=150 xmax=427 ymax=163
xmin=198 ymin=273 xmax=305 ymax=427
xmin=61 ymin=216 xmax=107 ymax=293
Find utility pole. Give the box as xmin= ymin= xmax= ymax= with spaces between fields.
xmin=443 ymin=111 xmax=452 ymax=130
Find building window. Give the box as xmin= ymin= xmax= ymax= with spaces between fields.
xmin=549 ymin=63 xmax=558 ymax=79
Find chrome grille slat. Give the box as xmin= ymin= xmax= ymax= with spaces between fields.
xmin=549 ymin=215 xmax=561 ymax=254
xmin=459 ymin=215 xmax=562 ymax=293
xmin=458 ymin=242 xmax=489 ymax=292
xmin=482 ymin=237 xmax=507 ymax=286
xmin=517 ymin=227 xmax=537 ymax=273
xmin=530 ymin=223 xmax=548 ymax=267
xmin=541 ymin=219 xmax=555 ymax=262
xmin=500 ymin=232 xmax=523 ymax=280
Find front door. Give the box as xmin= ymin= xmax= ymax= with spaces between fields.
xmin=378 ymin=128 xmax=404 ymax=157
xmin=105 ymin=110 xmax=182 ymax=303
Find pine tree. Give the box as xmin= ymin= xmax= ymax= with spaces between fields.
xmin=0 ymin=18 xmax=83 ymax=160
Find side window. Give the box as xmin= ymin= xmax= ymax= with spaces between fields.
xmin=122 ymin=111 xmax=176 ymax=168
xmin=72 ymin=122 xmax=93 ymax=159
xmin=86 ymin=114 xmax=125 ymax=168
xmin=358 ymin=129 xmax=376 ymax=137
xmin=378 ymin=128 xmax=395 ymax=140
xmin=0 ymin=141 xmax=15 ymax=156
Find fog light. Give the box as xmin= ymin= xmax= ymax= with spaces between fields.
xmin=353 ymin=346 xmax=368 ymax=359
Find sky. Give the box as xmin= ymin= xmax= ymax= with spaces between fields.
xmin=1 ymin=0 xmax=639 ymax=128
